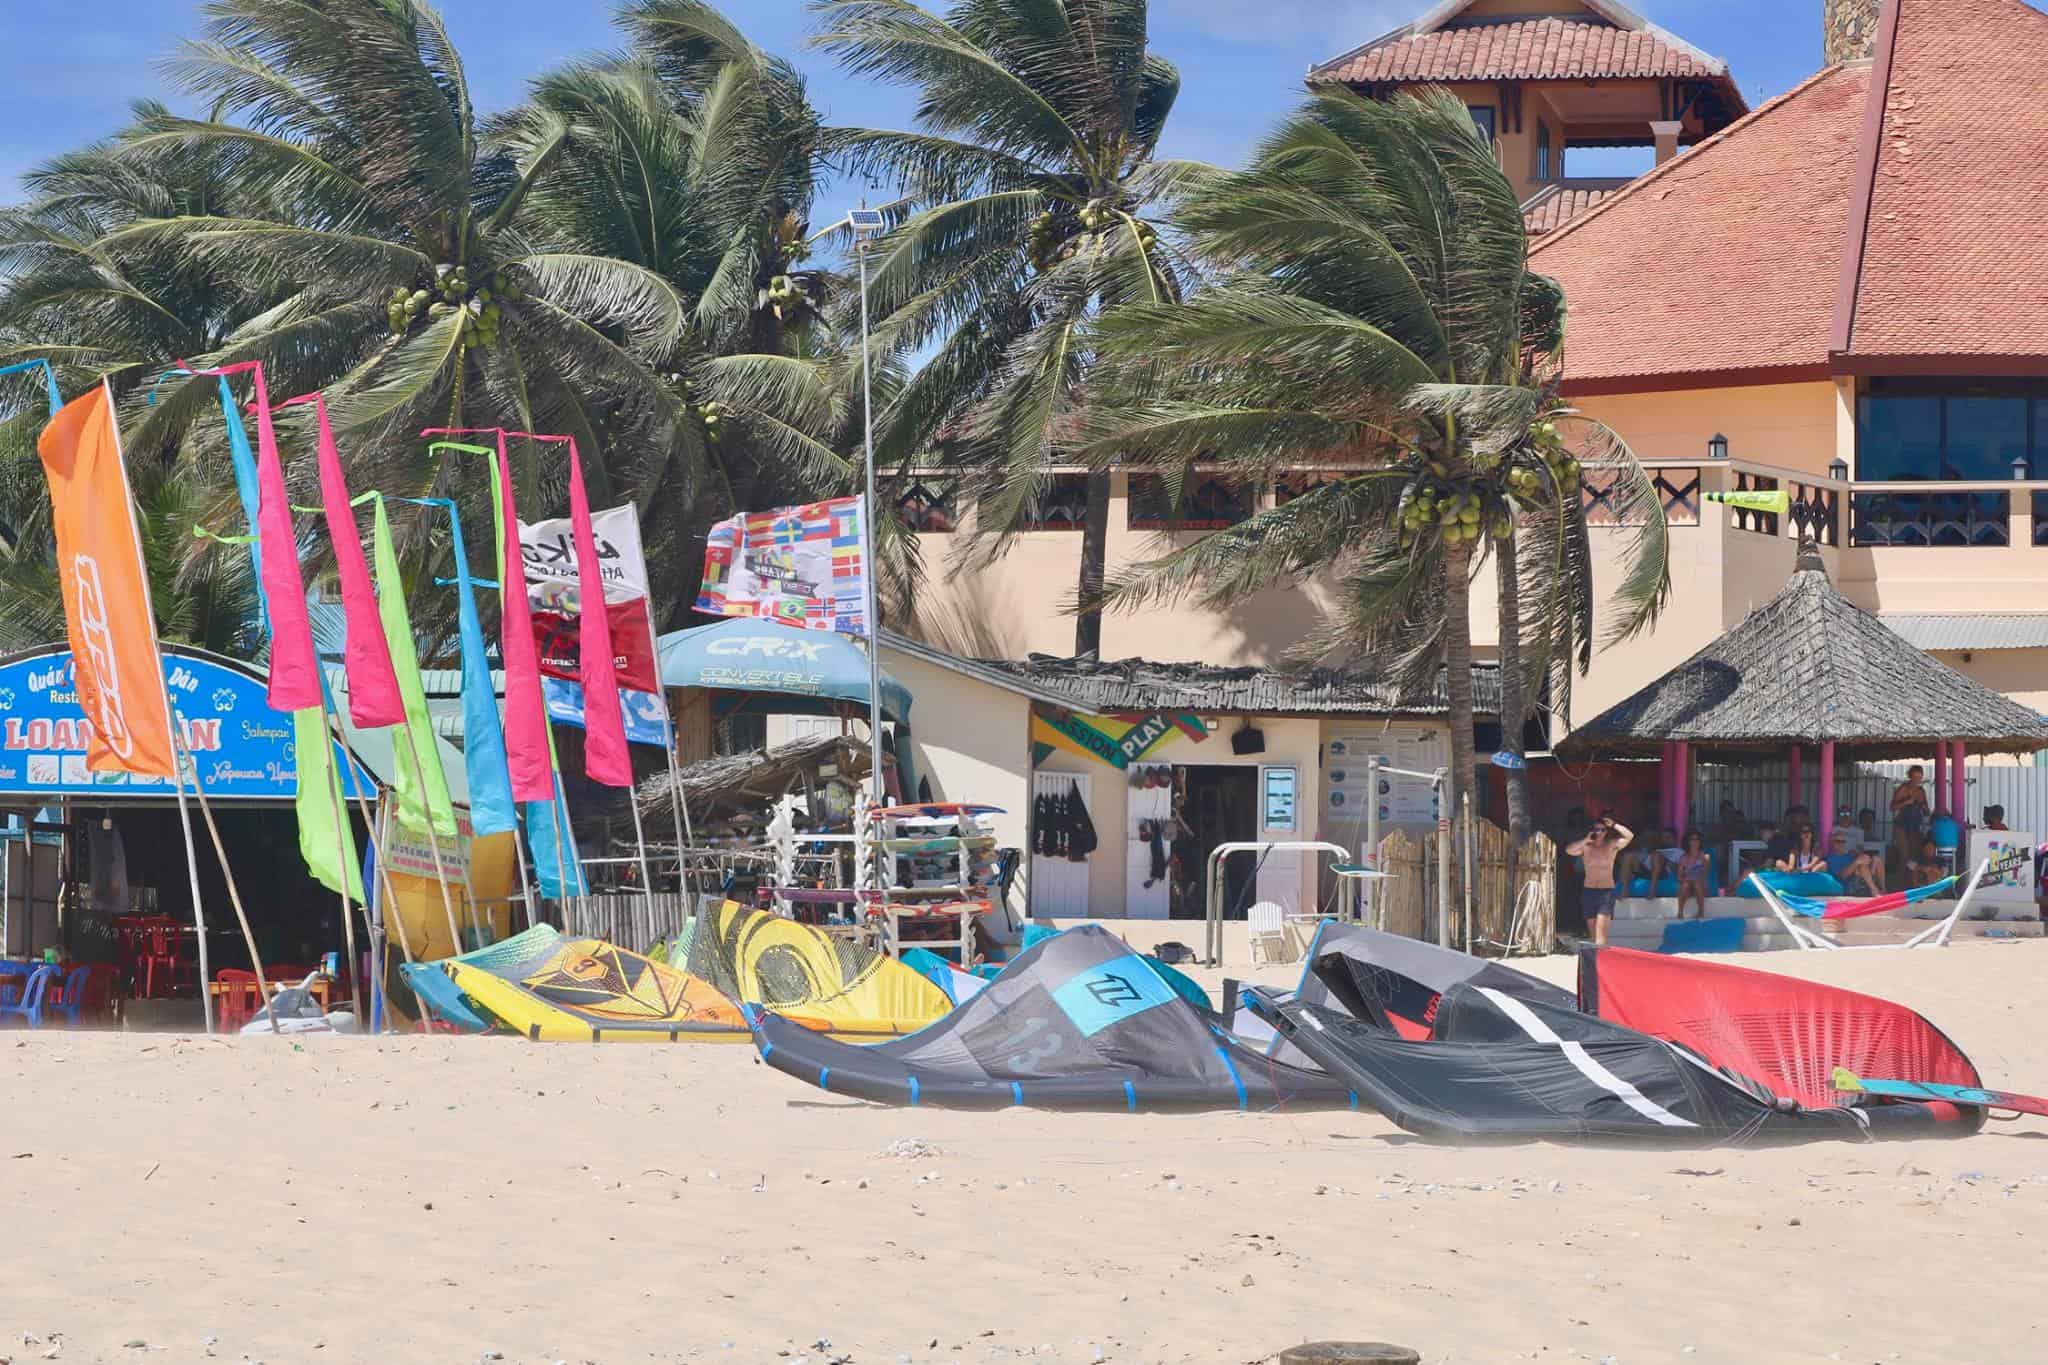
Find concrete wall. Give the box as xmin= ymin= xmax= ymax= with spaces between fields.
xmin=908 ymin=472 xmax=1340 ymax=665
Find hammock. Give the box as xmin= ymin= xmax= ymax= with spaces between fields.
xmin=1779 ymin=876 xmax=1958 ymax=921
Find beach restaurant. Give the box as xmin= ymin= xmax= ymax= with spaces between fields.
xmin=0 ymin=642 xmax=511 ymax=1027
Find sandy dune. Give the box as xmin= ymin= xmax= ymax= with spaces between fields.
xmin=3 ymin=943 xmax=2046 ymax=1364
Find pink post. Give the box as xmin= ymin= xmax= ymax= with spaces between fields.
xmin=1788 ymin=745 xmax=1803 ymax=810
xmin=1673 ymin=741 xmax=1691 ymax=831
xmin=1933 ymin=742 xmax=1949 ymax=815
xmin=1950 ymin=741 xmax=1967 ymax=823
xmin=1660 ymin=741 xmax=1675 ymax=825
xmin=1817 ymin=741 xmax=1836 ymax=847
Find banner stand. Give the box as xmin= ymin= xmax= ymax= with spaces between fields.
xmin=174 ymin=716 xmax=280 ymax=1033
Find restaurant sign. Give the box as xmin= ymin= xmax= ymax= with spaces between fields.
xmin=0 ymin=646 xmax=370 ymax=800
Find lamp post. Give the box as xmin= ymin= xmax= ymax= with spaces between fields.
xmin=808 ymin=201 xmax=909 ymax=809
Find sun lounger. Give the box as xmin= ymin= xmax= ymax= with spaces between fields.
xmin=1752 ymin=860 xmax=1987 ymax=950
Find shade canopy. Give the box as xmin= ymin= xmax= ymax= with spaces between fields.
xmin=658 ymin=618 xmax=912 ymax=724
xmin=1560 ymin=546 xmax=2048 ymax=761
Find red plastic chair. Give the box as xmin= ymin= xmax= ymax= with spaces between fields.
xmin=214 ymin=969 xmax=260 ymax=1033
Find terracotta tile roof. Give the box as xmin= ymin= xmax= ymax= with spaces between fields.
xmin=1837 ymin=0 xmax=2048 ymax=364
xmin=1527 ymin=64 xmax=1872 ymax=389
xmin=1311 ymin=16 xmax=1727 ymax=85
xmin=1521 ymin=180 xmax=1630 ymax=235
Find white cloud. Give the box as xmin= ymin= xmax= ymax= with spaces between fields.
xmin=1152 ymin=0 xmax=1414 ymax=49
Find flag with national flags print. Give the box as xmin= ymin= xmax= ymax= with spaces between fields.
xmin=695 ymin=494 xmax=869 ymax=636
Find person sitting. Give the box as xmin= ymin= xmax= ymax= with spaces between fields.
xmin=1760 ymin=818 xmax=1792 ymax=870
xmin=1775 ymin=826 xmax=1826 ymax=874
xmin=1906 ymin=837 xmax=1949 ymax=889
xmin=1623 ymin=824 xmax=1681 ymax=889
xmin=1825 ymin=827 xmax=1885 ymax=896
xmin=1716 ymin=800 xmax=1752 ymax=843
xmin=1675 ymin=830 xmax=1711 ymax=920
xmin=1982 ymin=804 xmax=2009 ymax=832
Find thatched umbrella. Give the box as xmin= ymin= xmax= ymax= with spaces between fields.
xmin=1559 ymin=544 xmax=2048 ymax=842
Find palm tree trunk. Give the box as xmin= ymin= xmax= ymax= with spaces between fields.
xmin=1074 ymin=469 xmax=1112 ymax=658
xmin=1494 ymin=528 xmax=1533 ymax=844
xmin=1441 ymin=536 xmax=1478 ymax=836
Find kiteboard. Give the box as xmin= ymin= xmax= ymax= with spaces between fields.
xmin=871 ymin=836 xmax=997 ymax=854
xmin=1833 ymin=1066 xmax=2048 ymax=1117
xmin=871 ymin=803 xmax=1005 ymax=818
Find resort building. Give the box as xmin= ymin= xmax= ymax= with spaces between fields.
xmin=1306 ymin=0 xmax=1747 ymax=231
xmin=1528 ymin=0 xmax=2048 ymax=736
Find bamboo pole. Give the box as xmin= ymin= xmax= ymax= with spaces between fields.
xmin=395 ymin=722 xmax=463 ymax=957
xmin=173 ymin=718 xmax=278 ymax=1034
xmin=167 ymin=740 xmax=215 ymax=1036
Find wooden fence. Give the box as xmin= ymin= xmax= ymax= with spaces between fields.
xmin=560 ymin=893 xmax=694 ymax=952
xmin=1368 ymin=817 xmax=1555 ymax=954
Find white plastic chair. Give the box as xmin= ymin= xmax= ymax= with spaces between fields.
xmin=1246 ymin=901 xmax=1291 ymax=966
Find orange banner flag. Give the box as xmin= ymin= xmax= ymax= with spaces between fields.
xmin=37 ymin=381 xmax=176 ymax=779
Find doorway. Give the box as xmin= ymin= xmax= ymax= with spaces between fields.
xmin=1171 ymin=765 xmax=1258 ymax=919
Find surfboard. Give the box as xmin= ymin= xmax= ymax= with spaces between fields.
xmin=1833 ymin=1066 xmax=2048 ymax=1118
xmin=871 ymin=836 xmax=997 ymax=854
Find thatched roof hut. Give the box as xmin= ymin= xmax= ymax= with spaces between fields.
xmin=1560 ymin=545 xmax=2048 ymax=762
xmin=635 ymin=732 xmax=869 ymax=826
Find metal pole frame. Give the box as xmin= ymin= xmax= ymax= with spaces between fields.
xmin=1364 ymin=755 xmax=1381 ymax=929
xmin=856 ymin=219 xmax=886 ymax=822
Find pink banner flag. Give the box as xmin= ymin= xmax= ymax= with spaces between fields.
xmin=420 ymin=426 xmax=553 ymax=802
xmin=183 ymin=361 xmax=321 ymax=712
xmin=282 ymin=391 xmax=403 ymax=729
xmin=509 ymin=432 xmax=630 ymax=788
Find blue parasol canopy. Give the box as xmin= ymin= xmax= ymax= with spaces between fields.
xmin=659 ymin=618 xmax=912 ymax=723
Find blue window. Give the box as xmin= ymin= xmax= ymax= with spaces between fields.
xmin=1467 ymin=105 xmax=1496 ymax=143
xmin=1857 ymin=382 xmax=2048 ymax=482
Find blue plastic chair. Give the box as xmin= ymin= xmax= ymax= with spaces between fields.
xmin=0 ymin=965 xmax=59 ymax=1028
xmin=48 ymin=964 xmax=95 ymax=1026
xmin=0 ymin=960 xmax=33 ymax=1007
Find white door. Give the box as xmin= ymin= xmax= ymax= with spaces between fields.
xmin=1125 ymin=775 xmax=1172 ymax=919
xmin=1030 ymin=771 xmax=1094 ymax=919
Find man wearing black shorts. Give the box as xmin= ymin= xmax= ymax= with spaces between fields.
xmin=1565 ymin=814 xmax=1633 ymax=946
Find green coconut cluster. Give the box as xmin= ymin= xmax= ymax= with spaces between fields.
xmin=385 ymin=264 xmax=523 ymax=348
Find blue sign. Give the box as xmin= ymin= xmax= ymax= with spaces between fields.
xmin=1490 ymin=750 xmax=1527 ymax=770
xmin=542 ymin=675 xmax=667 ymax=746
xmin=0 ymin=647 xmax=370 ymax=801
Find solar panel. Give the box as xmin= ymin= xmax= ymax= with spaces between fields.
xmin=847 ymin=208 xmax=887 ymax=236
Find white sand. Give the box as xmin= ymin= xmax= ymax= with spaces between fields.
xmin=4 ymin=944 xmax=2046 ymax=1364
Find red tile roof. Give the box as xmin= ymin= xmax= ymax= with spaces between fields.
xmin=1311 ymin=16 xmax=1726 ymax=85
xmin=1837 ymin=0 xmax=2048 ymax=366
xmin=1527 ymin=64 xmax=1872 ymax=390
xmin=1521 ymin=181 xmax=1630 ymax=235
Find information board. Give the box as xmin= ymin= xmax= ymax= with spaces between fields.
xmin=1323 ymin=724 xmax=1446 ymax=831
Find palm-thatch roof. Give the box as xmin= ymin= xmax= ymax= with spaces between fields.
xmin=976 ymin=654 xmax=1501 ymax=719
xmin=635 ymin=733 xmax=869 ymax=825
xmin=1560 ymin=545 xmax=2048 ymax=760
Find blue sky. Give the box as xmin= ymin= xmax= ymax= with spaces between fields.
xmin=0 ymin=0 xmax=1865 ymax=225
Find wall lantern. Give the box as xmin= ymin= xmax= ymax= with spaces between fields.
xmin=2012 ymin=455 xmax=2031 ymax=482
xmin=1707 ymin=433 xmax=1729 ymax=461
xmin=1828 ymin=456 xmax=1849 ymax=483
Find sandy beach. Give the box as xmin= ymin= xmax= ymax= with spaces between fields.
xmin=3 ymin=943 xmax=2045 ymax=1365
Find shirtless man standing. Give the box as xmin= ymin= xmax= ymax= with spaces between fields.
xmin=1565 ymin=813 xmax=1634 ymax=946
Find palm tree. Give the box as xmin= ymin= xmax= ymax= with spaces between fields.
xmin=1088 ymin=88 xmax=1669 ymax=834
xmin=809 ymin=0 xmax=1209 ymax=656
xmin=487 ymin=0 xmax=857 ymax=626
xmin=0 ymin=0 xmax=855 ymax=637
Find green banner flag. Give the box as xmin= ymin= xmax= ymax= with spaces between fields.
xmin=1704 ymin=489 xmax=1790 ymax=514
xmin=370 ymin=495 xmax=459 ymax=839
xmin=295 ymin=706 xmax=364 ymax=902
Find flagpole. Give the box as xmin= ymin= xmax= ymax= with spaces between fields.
xmin=93 ymin=374 xmax=213 ymax=1035
xmin=644 ymin=595 xmax=693 ymax=904
xmin=328 ymin=705 xmax=411 ymax=967
xmin=166 ymin=736 xmax=216 ymax=1035
xmin=396 ymin=723 xmax=464 ymax=957
xmin=855 ymin=217 xmax=886 ymax=819
xmin=174 ymin=716 xmax=280 ymax=1033
xmin=511 ymin=820 xmax=538 ymax=931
